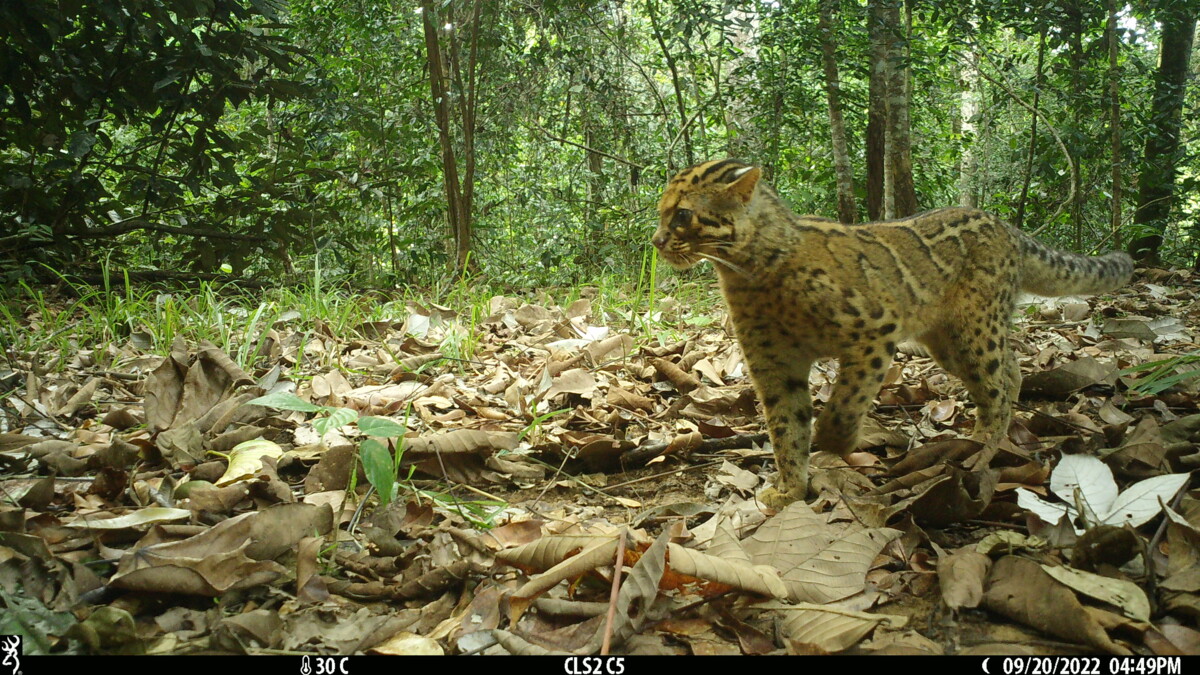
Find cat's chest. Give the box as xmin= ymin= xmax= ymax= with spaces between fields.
xmin=723 ymin=283 xmax=888 ymax=349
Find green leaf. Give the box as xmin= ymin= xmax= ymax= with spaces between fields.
xmin=153 ymin=72 xmax=180 ymax=91
xmin=0 ymin=588 xmax=81 ymax=654
xmin=1134 ymin=369 xmax=1200 ymax=395
xmin=360 ymin=439 xmax=396 ymax=507
xmin=67 ymin=131 xmax=96 ymax=159
xmin=357 ymin=415 xmax=408 ymax=438
xmin=313 ymin=406 xmax=358 ymax=436
xmin=248 ymin=391 xmax=322 ymax=412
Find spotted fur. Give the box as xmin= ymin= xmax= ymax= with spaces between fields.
xmin=653 ymin=159 xmax=1134 ymax=507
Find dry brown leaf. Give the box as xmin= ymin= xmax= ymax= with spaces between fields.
xmin=57 ymin=377 xmax=100 ymax=417
xmin=405 ymin=429 xmax=519 ymax=455
xmin=110 ymin=537 xmax=287 ymax=596
xmin=777 ymin=603 xmax=907 ymax=653
xmin=937 ymin=548 xmax=991 ymax=610
xmin=1154 ymin=624 xmax=1200 ymax=654
xmin=692 ymin=358 xmax=725 ymax=386
xmin=369 ymin=632 xmax=444 ymax=655
xmin=665 ymin=543 xmax=787 ymax=598
xmin=491 ymin=629 xmax=566 ymax=655
xmin=606 ymin=386 xmax=655 ymax=412
xmin=704 ymin=516 xmax=753 ymax=563
xmin=1101 ymin=317 xmax=1158 ymax=341
xmin=143 ymin=342 xmax=189 ymax=433
xmin=742 ymin=501 xmax=901 ymax=604
xmin=587 ymin=334 xmax=634 ymax=362
xmin=155 ymin=420 xmax=205 ymax=467
xmin=872 ymin=463 xmax=997 ymax=526
xmin=1022 ymin=356 xmax=1119 ymax=396
xmin=1040 ymin=564 xmax=1150 ymax=622
xmin=296 ymin=536 xmax=330 ymax=604
xmin=652 ymin=357 xmax=701 ymax=394
xmin=543 ymin=368 xmax=597 ymax=402
xmin=982 ymin=555 xmax=1132 ymax=655
xmin=479 ymin=520 xmax=544 ymax=550
xmin=310 ymin=369 xmax=352 ymax=402
xmin=577 ymin=529 xmax=669 ymax=654
xmin=505 ymin=536 xmax=621 ymax=621
xmin=109 ymin=503 xmax=332 ymax=596
xmin=502 ymin=530 xmax=670 ymax=655
xmin=145 ymin=342 xmax=254 ymax=434
xmin=890 ymin=438 xmax=981 ymax=475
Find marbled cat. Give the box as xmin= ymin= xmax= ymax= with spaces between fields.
xmin=652 ymin=159 xmax=1134 ymax=507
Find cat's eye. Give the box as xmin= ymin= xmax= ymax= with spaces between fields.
xmin=671 ymin=209 xmax=693 ymax=228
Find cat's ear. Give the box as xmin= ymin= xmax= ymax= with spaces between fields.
xmin=724 ymin=166 xmax=761 ymax=204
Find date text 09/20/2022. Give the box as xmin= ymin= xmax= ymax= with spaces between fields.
xmin=991 ymin=657 xmax=1183 ymax=675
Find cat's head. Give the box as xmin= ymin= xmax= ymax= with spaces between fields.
xmin=652 ymin=159 xmax=762 ymax=271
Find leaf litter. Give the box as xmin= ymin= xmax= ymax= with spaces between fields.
xmin=0 ymin=274 xmax=1198 ymax=655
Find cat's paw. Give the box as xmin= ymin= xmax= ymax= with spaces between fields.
xmin=758 ymin=484 xmax=806 ymax=510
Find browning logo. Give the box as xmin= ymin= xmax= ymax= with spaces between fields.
xmin=0 ymin=636 xmax=18 ymax=675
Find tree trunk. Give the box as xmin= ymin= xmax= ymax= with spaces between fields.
xmin=957 ymin=52 xmax=980 ymax=209
xmin=420 ymin=0 xmax=480 ymax=272
xmin=1107 ymin=0 xmax=1122 ymax=246
xmin=648 ymin=0 xmax=693 ymax=167
xmin=1129 ymin=7 xmax=1195 ymax=265
xmin=458 ymin=0 xmax=481 ymax=271
xmin=1015 ymin=25 xmax=1045 ymax=229
xmin=421 ymin=0 xmax=467 ymax=270
xmin=819 ymin=0 xmax=857 ymax=224
xmin=1065 ymin=0 xmax=1086 ymax=248
xmin=866 ymin=0 xmax=886 ymax=220
xmin=869 ymin=0 xmax=916 ymax=220
xmin=585 ymin=123 xmax=603 ymax=221
xmin=884 ymin=0 xmax=917 ymax=218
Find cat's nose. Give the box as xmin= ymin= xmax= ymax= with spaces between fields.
xmin=652 ymin=233 xmax=668 ymax=249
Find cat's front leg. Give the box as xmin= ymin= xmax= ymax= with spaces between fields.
xmin=743 ymin=351 xmax=815 ymax=508
xmin=814 ymin=341 xmax=895 ymax=457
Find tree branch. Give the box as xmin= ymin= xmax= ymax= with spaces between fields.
xmin=74 ymin=219 xmax=268 ymax=242
xmin=965 ymin=52 xmax=1076 ymax=234
xmin=529 ymin=123 xmax=645 ymax=169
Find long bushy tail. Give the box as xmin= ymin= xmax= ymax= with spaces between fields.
xmin=1016 ymin=230 xmax=1134 ymax=297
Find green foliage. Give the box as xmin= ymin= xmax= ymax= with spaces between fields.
xmin=248 ymin=391 xmax=504 ymax=526
xmin=0 ymin=588 xmax=82 ymax=655
xmin=0 ymin=0 xmax=319 ymax=277
xmin=247 ymin=391 xmax=357 ymax=439
xmin=1122 ymin=352 xmax=1200 ymax=395
xmin=359 ymin=438 xmax=400 ymax=507
xmin=1 ymin=0 xmax=1195 ymax=285
xmin=518 ymin=408 xmax=570 ymax=444
xmin=247 ymin=391 xmax=397 ymax=502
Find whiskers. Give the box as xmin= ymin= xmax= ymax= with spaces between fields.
xmin=696 ymin=251 xmax=750 ymax=277
xmin=663 ymin=239 xmax=749 ymax=277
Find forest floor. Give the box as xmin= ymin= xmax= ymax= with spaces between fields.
xmin=1 ymin=268 xmax=1199 ymax=656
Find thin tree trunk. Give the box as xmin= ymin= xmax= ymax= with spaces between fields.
xmin=585 ymin=123 xmax=603 ymax=221
xmin=648 ymin=1 xmax=693 ymax=167
xmin=866 ymin=0 xmax=887 ymax=220
xmin=819 ymin=0 xmax=856 ymax=224
xmin=457 ymin=0 xmax=482 ymax=270
xmin=1107 ymin=0 xmax=1122 ymax=246
xmin=957 ymin=52 xmax=980 ymax=209
xmin=1066 ymin=0 xmax=1085 ymax=248
xmin=386 ymin=193 xmax=396 ymax=276
xmin=1015 ymin=25 xmax=1046 ymax=229
xmin=769 ymin=86 xmax=782 ymax=180
xmin=1130 ymin=7 xmax=1196 ymax=264
xmin=421 ymin=0 xmax=466 ymax=270
xmin=884 ymin=0 xmax=917 ymax=218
